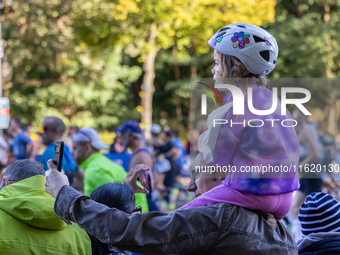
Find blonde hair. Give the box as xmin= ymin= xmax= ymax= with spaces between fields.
xmin=216 ymin=50 xmax=268 ymax=91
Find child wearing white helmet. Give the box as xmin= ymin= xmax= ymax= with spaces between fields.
xmin=181 ymin=23 xmax=300 ymax=220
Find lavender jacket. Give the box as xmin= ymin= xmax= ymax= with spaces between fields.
xmin=198 ymin=85 xmax=300 ymax=195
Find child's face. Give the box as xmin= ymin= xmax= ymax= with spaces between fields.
xmin=212 ymin=50 xmax=223 ymax=80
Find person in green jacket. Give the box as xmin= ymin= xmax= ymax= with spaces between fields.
xmin=72 ymin=127 xmax=149 ymax=212
xmin=0 ymin=159 xmax=91 ymax=255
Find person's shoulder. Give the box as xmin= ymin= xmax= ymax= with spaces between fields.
xmin=132 ymin=150 xmax=152 ymax=166
xmin=106 ymin=159 xmax=126 ymax=173
xmin=0 ymin=207 xmax=13 ymax=219
xmin=18 ymin=132 xmax=31 ymax=142
xmin=42 ymin=146 xmax=54 ymax=156
xmin=93 ymin=153 xmax=123 ymax=168
xmin=39 ymin=147 xmax=54 ymax=162
xmin=179 ymin=203 xmax=228 ymax=222
xmin=136 ymin=150 xmax=152 ymax=159
xmin=88 ymin=154 xmax=125 ymax=173
xmin=300 ymin=126 xmax=314 ymax=138
xmin=18 ymin=131 xmax=28 ymax=138
xmin=0 ymin=207 xmax=27 ymax=240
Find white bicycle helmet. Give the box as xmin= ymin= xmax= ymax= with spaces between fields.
xmin=208 ymin=23 xmax=278 ymax=77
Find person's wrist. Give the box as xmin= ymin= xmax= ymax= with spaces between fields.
xmin=56 ymin=183 xmax=68 ymax=196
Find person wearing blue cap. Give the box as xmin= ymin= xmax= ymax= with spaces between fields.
xmin=115 ymin=120 xmax=159 ymax=211
xmin=297 ymin=192 xmax=340 ymax=254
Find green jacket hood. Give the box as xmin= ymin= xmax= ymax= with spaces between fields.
xmin=0 ymin=175 xmax=67 ymax=230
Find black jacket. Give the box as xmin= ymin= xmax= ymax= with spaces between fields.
xmin=55 ymin=185 xmax=298 ymax=255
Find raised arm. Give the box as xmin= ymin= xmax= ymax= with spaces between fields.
xmin=45 ymin=160 xmax=226 ymax=254
xmin=54 ymin=185 xmax=225 ymax=254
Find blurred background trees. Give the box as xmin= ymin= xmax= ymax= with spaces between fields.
xmin=1 ymin=0 xmax=340 ymax=137
xmin=269 ymin=0 xmax=340 ymax=135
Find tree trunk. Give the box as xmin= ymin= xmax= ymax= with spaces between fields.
xmin=329 ymin=100 xmax=336 ymax=136
xmin=141 ymin=22 xmax=158 ymax=139
xmin=189 ymin=65 xmax=198 ymax=130
xmin=324 ymin=3 xmax=337 ymax=134
xmin=191 ymin=65 xmax=197 ymax=78
xmin=173 ymin=43 xmax=182 ymax=122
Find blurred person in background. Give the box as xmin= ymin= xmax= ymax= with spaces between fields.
xmin=68 ymin=125 xmax=78 ymax=137
xmin=147 ymin=123 xmax=163 ymax=152
xmin=0 ymin=134 xmax=8 ymax=179
xmin=109 ymin=135 xmax=126 ymax=154
xmin=146 ymin=123 xmax=170 ymax=196
xmin=39 ymin=117 xmax=76 ymax=185
xmin=317 ymin=124 xmax=335 ymax=168
xmin=63 ymin=125 xmax=78 ymax=150
xmin=3 ymin=131 xmax=14 ymax=164
xmin=334 ymin=133 xmax=340 ymax=164
xmin=153 ymin=130 xmax=181 ymax=210
xmin=8 ymin=118 xmax=38 ymax=161
xmin=72 ymin=127 xmax=149 ymax=211
xmin=23 ymin=124 xmax=33 ymax=138
xmin=317 ymin=124 xmax=339 ymax=191
xmin=170 ymin=129 xmax=186 ymax=174
xmin=159 ymin=130 xmax=181 ymax=187
xmin=115 ymin=120 xmax=158 ymax=211
xmin=0 ymin=160 xmax=91 ymax=255
xmin=290 ymin=109 xmax=325 ymax=241
xmin=187 ymin=129 xmax=200 ymax=174
xmin=170 ymin=129 xmax=188 ymax=204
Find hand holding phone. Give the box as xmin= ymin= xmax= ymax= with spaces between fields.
xmin=138 ymin=171 xmax=152 ymax=193
xmin=53 ymin=141 xmax=64 ymax=172
xmin=124 ymin=164 xmax=152 ymax=194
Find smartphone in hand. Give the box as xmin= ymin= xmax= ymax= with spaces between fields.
xmin=138 ymin=171 xmax=152 ymax=193
xmin=53 ymin=141 xmax=64 ymax=172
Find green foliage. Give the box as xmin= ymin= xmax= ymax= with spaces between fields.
xmin=269 ymin=0 xmax=340 ymax=78
xmin=3 ymin=0 xmax=142 ymax=129
xmin=3 ymin=0 xmax=276 ymax=132
xmin=267 ymin=0 xmax=340 ymax=134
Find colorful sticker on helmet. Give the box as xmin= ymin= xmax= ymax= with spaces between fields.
xmin=212 ymin=39 xmax=217 ymax=47
xmin=264 ymin=37 xmax=272 ymax=46
xmin=231 ymin=31 xmax=250 ymax=49
xmin=216 ymin=36 xmax=223 ymax=43
xmin=214 ymin=31 xmax=226 ymax=44
xmin=233 ymin=41 xmax=239 ymax=48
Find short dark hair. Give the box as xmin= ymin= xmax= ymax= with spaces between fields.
xmin=3 ymin=130 xmax=13 ymax=139
xmin=90 ymin=183 xmax=135 ymax=213
xmin=171 ymin=129 xmax=179 ymax=137
xmin=23 ymin=124 xmax=32 ymax=132
xmin=3 ymin=160 xmax=45 ymax=182
xmin=317 ymin=124 xmax=325 ymax=131
xmin=11 ymin=118 xmax=23 ymax=128
xmin=45 ymin=117 xmax=66 ymax=135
